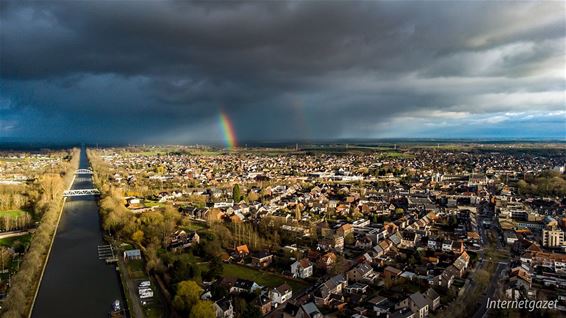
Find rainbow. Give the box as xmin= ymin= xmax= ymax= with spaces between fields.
xmin=219 ymin=111 xmax=237 ymax=149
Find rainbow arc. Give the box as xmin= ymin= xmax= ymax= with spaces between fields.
xmin=219 ymin=111 xmax=237 ymax=149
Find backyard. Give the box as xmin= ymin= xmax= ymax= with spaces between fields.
xmin=0 ymin=210 xmax=29 ymax=218
xmin=222 ymin=263 xmax=307 ymax=293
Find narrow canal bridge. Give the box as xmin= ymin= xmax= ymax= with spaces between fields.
xmin=63 ymin=189 xmax=100 ymax=197
xmin=75 ymin=169 xmax=93 ymax=175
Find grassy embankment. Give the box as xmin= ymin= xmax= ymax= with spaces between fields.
xmin=1 ymin=148 xmax=80 ymax=318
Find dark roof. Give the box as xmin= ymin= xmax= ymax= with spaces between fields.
xmin=409 ymin=292 xmax=429 ymax=309
xmin=215 ymin=298 xmax=232 ymax=311
xmin=390 ymin=307 xmax=414 ymax=318
xmin=301 ymin=302 xmax=322 ymax=318
xmin=401 ymin=231 xmax=416 ymax=240
xmin=282 ymin=302 xmax=301 ymax=316
xmin=426 ymin=288 xmax=440 ymax=300
xmin=275 ymin=283 xmax=292 ymax=294
xmin=234 ymin=278 xmax=255 ymax=289
xmin=253 ymin=251 xmax=273 ymax=259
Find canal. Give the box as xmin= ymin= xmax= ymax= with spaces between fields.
xmin=32 ymin=148 xmax=125 ymax=317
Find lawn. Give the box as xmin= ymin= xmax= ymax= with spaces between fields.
xmin=0 ymin=210 xmax=29 ymax=218
xmin=126 ymin=259 xmax=146 ymax=279
xmin=144 ymin=201 xmax=164 ymax=208
xmin=125 ymin=150 xmax=168 ymax=157
xmin=144 ymin=304 xmax=163 ymax=318
xmin=379 ymin=151 xmax=414 ymax=158
xmin=222 ymin=263 xmax=307 ymax=293
xmin=181 ymin=222 xmax=208 ymax=232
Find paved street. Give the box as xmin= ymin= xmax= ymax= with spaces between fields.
xmin=473 ymin=262 xmax=508 ymax=318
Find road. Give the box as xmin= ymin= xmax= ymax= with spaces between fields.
xmin=0 ymin=229 xmax=32 ymax=240
xmin=472 ymin=261 xmax=508 ymax=318
xmin=117 ymin=256 xmax=145 ymax=318
xmin=31 ymin=148 xmax=126 ymax=318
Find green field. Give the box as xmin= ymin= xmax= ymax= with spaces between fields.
xmin=126 ymin=259 xmax=146 ymax=279
xmin=181 ymin=222 xmax=208 ymax=232
xmin=143 ymin=201 xmax=164 ymax=208
xmin=0 ymin=158 xmax=24 ymax=162
xmin=222 ymin=263 xmax=307 ymax=292
xmin=0 ymin=210 xmax=29 ymax=218
xmin=376 ymin=151 xmax=414 ymax=158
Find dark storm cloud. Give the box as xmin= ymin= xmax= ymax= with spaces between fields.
xmin=0 ymin=0 xmax=564 ymax=143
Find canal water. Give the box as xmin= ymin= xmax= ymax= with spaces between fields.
xmin=32 ymin=148 xmax=124 ymax=317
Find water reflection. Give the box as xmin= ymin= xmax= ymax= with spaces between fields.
xmin=32 ymin=148 xmax=125 ymax=318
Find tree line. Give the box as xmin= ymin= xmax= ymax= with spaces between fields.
xmin=516 ymin=170 xmax=566 ymax=197
xmin=2 ymin=148 xmax=80 ymax=318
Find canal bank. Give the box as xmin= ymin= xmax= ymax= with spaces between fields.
xmin=31 ymin=148 xmax=125 ymax=317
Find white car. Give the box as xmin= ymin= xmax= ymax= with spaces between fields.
xmin=139 ymin=280 xmax=151 ymax=288
xmin=138 ymin=287 xmax=152 ymax=294
xmin=140 ymin=291 xmax=154 ymax=299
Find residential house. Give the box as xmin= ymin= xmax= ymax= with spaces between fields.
xmin=425 ymin=288 xmax=440 ymax=311
xmin=389 ymin=232 xmax=402 ymax=246
xmin=366 ymin=228 xmax=388 ymax=244
xmin=257 ymin=293 xmax=272 ymax=315
xmin=337 ymin=224 xmax=354 ymax=237
xmin=291 ymin=258 xmax=313 ymax=278
xmin=390 ymin=308 xmax=416 ymax=318
xmin=442 ymin=240 xmax=453 ymax=253
xmin=451 ymin=241 xmax=464 ymax=254
xmin=427 ymin=236 xmax=440 ymax=250
xmin=282 ymin=303 xmax=302 ymax=318
xmin=300 ymin=302 xmax=323 ymax=318
xmin=168 ymin=230 xmax=199 ymax=251
xmin=214 ymin=298 xmax=234 ymax=318
xmin=344 ymin=283 xmax=369 ymax=294
xmin=235 ymin=244 xmax=250 ymax=256
xmin=453 ymin=251 xmax=470 ymax=277
xmin=401 ymin=231 xmax=417 ymax=248
xmin=438 ymin=266 xmax=458 ymax=288
xmin=397 ymin=292 xmax=429 ymax=318
xmin=368 ymin=295 xmax=391 ymax=316
xmin=318 ymin=235 xmax=344 ymax=253
xmin=508 ymin=265 xmax=532 ymax=296
xmin=282 ymin=302 xmax=323 ymax=318
xmin=318 ymin=252 xmax=337 ymax=271
xmin=347 ymin=263 xmax=378 ymax=284
xmin=270 ymin=283 xmax=293 ymax=307
xmin=373 ymin=240 xmax=392 ymax=257
xmin=251 ymin=251 xmax=274 ymax=268
xmin=355 ymin=236 xmax=373 ymax=249
xmin=230 ymin=279 xmax=261 ymax=294
xmin=384 ymin=266 xmax=403 ymax=287
xmin=314 ymin=274 xmax=348 ymax=307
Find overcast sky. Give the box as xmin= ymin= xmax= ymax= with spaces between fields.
xmin=0 ymin=0 xmax=564 ymax=144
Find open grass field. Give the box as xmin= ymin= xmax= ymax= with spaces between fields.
xmin=379 ymin=151 xmax=414 ymax=158
xmin=222 ymin=263 xmax=307 ymax=292
xmin=126 ymin=259 xmax=146 ymax=279
xmin=144 ymin=200 xmax=164 ymax=208
xmin=0 ymin=209 xmax=29 ymax=218
xmin=181 ymin=222 xmax=208 ymax=232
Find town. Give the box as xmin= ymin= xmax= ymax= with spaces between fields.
xmin=71 ymin=144 xmax=566 ymax=318
xmin=2 ymin=0 xmax=563 ymax=317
